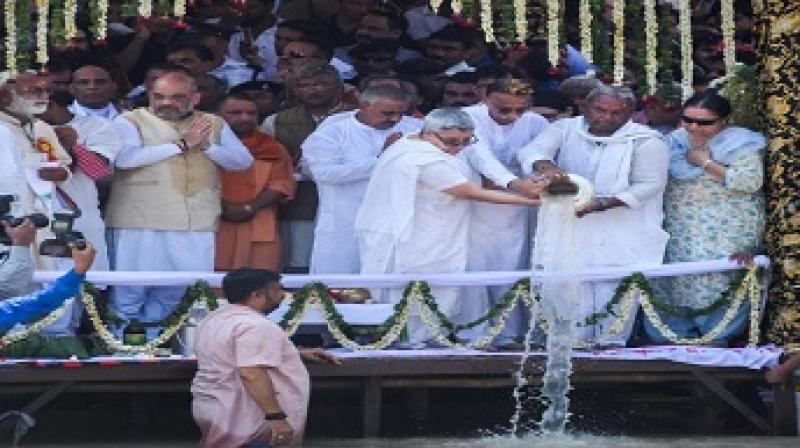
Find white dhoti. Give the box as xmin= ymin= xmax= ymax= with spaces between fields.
xmin=111 ymin=229 xmax=214 ymax=335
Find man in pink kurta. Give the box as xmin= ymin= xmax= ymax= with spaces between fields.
xmin=191 ymin=269 xmax=339 ymax=447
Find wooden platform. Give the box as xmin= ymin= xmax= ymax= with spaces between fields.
xmin=0 ymin=354 xmax=795 ymax=438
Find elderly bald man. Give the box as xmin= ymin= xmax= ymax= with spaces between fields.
xmin=107 ymin=71 xmax=253 ymax=339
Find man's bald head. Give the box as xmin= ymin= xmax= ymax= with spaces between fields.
xmin=70 ymin=65 xmax=116 ymax=109
xmin=148 ymin=72 xmax=201 ymax=121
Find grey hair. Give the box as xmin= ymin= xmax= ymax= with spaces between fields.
xmin=586 ymin=84 xmax=636 ymax=108
xmin=422 ymin=108 xmax=475 ymax=132
xmin=359 ymin=84 xmax=410 ymax=105
xmin=559 ymin=75 xmax=602 ymax=99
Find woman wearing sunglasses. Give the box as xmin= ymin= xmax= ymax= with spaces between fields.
xmin=644 ymin=90 xmax=766 ymax=346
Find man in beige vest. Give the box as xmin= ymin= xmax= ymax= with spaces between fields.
xmin=108 ymin=71 xmax=253 ymax=338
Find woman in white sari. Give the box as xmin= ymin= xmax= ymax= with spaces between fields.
xmin=355 ymin=108 xmax=542 ymax=345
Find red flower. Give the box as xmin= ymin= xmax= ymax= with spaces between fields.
xmin=172 ymin=20 xmax=189 ymax=30
xmin=93 ymin=39 xmax=108 ymax=48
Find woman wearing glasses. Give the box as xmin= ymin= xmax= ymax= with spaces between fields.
xmin=644 ymin=90 xmax=766 ymax=346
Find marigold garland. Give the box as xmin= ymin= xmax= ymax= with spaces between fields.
xmin=579 ymin=0 xmax=593 ymax=64
xmin=35 ymin=0 xmax=49 ymax=66
xmin=643 ymin=0 xmax=658 ymax=95
xmin=4 ymin=0 xmax=17 ymax=75
xmin=513 ymin=0 xmax=526 ymax=44
xmin=678 ymin=0 xmax=693 ymax=100
xmin=546 ymin=0 xmax=559 ymax=66
xmin=612 ymin=0 xmax=625 ymax=85
xmin=65 ymin=0 xmax=78 ymax=40
xmin=479 ymin=0 xmax=495 ymax=43
xmin=720 ymin=0 xmax=736 ymax=75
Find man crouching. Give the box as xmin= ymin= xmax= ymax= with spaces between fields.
xmin=191 ymin=268 xmax=340 ymax=447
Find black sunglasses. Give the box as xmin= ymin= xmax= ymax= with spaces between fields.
xmin=681 ymin=115 xmax=720 ymax=126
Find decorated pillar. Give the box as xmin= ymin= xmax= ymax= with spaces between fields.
xmin=758 ymin=1 xmax=800 ymax=347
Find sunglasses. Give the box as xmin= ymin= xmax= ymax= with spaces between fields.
xmin=681 ymin=115 xmax=720 ymax=126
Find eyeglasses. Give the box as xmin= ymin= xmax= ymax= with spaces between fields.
xmin=433 ymin=132 xmax=478 ymax=147
xmin=681 ymin=115 xmax=720 ymax=126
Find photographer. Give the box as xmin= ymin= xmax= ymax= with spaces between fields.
xmin=0 ymin=240 xmax=96 ymax=334
xmin=0 ymin=220 xmax=36 ymax=299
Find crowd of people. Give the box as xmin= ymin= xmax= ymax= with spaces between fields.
xmin=0 ymin=0 xmax=765 ymax=348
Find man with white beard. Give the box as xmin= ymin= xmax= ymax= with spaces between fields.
xmin=462 ymin=78 xmax=549 ymax=349
xmin=301 ymin=85 xmax=422 ymax=274
xmin=518 ymin=85 xmax=669 ymax=347
xmin=0 ymin=71 xmax=72 ymax=270
xmin=107 ymin=71 xmax=253 ymax=338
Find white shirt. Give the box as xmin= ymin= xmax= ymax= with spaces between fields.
xmin=112 ymin=116 xmax=254 ymax=172
xmin=405 ymin=6 xmax=451 ymax=40
xmin=228 ymin=27 xmax=277 ymax=81
xmin=210 ymin=57 xmax=258 ymax=89
xmin=302 ymin=112 xmax=423 ymax=274
xmin=69 ymin=100 xmax=120 ymax=120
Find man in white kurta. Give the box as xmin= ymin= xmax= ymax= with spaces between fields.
xmin=302 ymin=85 xmax=422 ymax=274
xmin=517 ymin=85 xmax=669 ymax=346
xmin=35 ymin=91 xmax=123 ymax=336
xmin=68 ymin=65 xmax=121 ymax=120
xmin=462 ymin=79 xmax=549 ymax=346
xmin=107 ymin=72 xmax=253 ymax=337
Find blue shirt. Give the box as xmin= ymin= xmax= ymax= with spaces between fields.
xmin=0 ymin=270 xmax=85 ymax=333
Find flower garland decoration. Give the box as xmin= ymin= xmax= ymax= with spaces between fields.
xmin=513 ymin=0 xmax=526 ymax=44
xmin=429 ymin=0 xmax=443 ymax=14
xmin=35 ymin=0 xmax=49 ymax=67
xmin=643 ymin=0 xmax=658 ymax=95
xmin=82 ymin=282 xmax=217 ymax=353
xmin=452 ymin=0 xmax=463 ymax=15
xmin=546 ymin=0 xmax=559 ymax=66
xmin=138 ymin=0 xmax=153 ymax=18
xmin=612 ymin=0 xmax=625 ymax=85
xmin=0 ymin=299 xmax=74 ymax=348
xmin=579 ymin=0 xmax=593 ymax=64
xmin=4 ymin=0 xmax=17 ymax=75
xmin=678 ymin=0 xmax=693 ymax=100
xmin=88 ymin=0 xmax=110 ymax=42
xmin=479 ymin=0 xmax=495 ymax=43
xmin=65 ymin=0 xmax=78 ymax=40
xmin=720 ymin=0 xmax=735 ymax=75
xmin=49 ymin=2 xmax=66 ymax=47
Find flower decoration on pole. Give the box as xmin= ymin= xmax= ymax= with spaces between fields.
xmin=513 ymin=0 xmax=527 ymax=44
xmin=139 ymin=0 xmax=153 ymax=18
xmin=643 ymin=0 xmax=658 ymax=95
xmin=720 ymin=0 xmax=735 ymax=75
xmin=579 ymin=0 xmax=593 ymax=64
xmin=546 ymin=0 xmax=559 ymax=66
xmin=452 ymin=0 xmax=463 ymax=15
xmin=65 ymin=0 xmax=78 ymax=40
xmin=4 ymin=0 xmax=17 ymax=75
xmin=35 ymin=0 xmax=49 ymax=67
xmin=430 ymin=0 xmax=444 ymax=13
xmin=612 ymin=0 xmax=625 ymax=85
xmin=678 ymin=0 xmax=693 ymax=100
xmin=88 ymin=0 xmax=110 ymax=43
xmin=479 ymin=0 xmax=495 ymax=42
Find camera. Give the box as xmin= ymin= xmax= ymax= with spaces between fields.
xmin=0 ymin=194 xmax=50 ymax=246
xmin=39 ymin=210 xmax=87 ymax=258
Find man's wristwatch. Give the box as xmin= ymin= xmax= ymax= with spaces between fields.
xmin=264 ymin=411 xmax=287 ymax=421
xmin=594 ymin=197 xmax=613 ymax=211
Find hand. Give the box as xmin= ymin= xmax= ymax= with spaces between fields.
xmin=70 ymin=241 xmax=96 ymax=275
xmin=729 ymin=252 xmax=755 ymax=265
xmin=268 ymin=419 xmax=294 ymax=446
xmin=300 ymin=348 xmax=343 ymax=365
xmin=3 ymin=219 xmax=36 ymax=246
xmin=221 ymin=203 xmax=255 ymax=222
xmin=54 ymin=126 xmax=79 ymax=154
xmin=509 ymin=178 xmax=546 ymax=199
xmin=38 ymin=166 xmax=69 ymax=182
xmin=134 ymin=18 xmax=152 ymax=41
xmin=382 ymin=132 xmax=403 ymax=152
xmin=686 ymin=147 xmax=712 ymax=168
xmin=183 ymin=117 xmax=213 ymax=151
xmin=576 ymin=198 xmax=599 ymax=218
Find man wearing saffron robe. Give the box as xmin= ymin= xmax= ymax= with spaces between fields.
xmin=216 ymin=93 xmax=296 ymax=271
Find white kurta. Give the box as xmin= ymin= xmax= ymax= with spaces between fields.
xmin=462 ymin=104 xmax=550 ymax=343
xmin=518 ymin=117 xmax=669 ymax=344
xmin=69 ymin=100 xmax=120 ymax=120
xmin=302 ymin=112 xmax=422 ymax=274
xmin=110 ymin=116 xmax=253 ymax=329
xmin=228 ymin=27 xmax=277 ymax=81
xmin=356 ymin=138 xmax=470 ymax=344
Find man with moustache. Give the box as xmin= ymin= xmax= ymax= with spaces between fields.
xmin=215 ymin=93 xmax=296 ymax=271
xmin=107 ymin=71 xmax=253 ymax=338
xmin=301 ymin=84 xmax=421 ymax=274
xmin=68 ymin=64 xmax=121 ymax=120
xmin=0 ymin=71 xmax=72 ymax=270
xmin=191 ymin=268 xmax=340 ymax=447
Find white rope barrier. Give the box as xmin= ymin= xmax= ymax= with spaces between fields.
xmin=32 ymin=256 xmax=770 ymax=288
